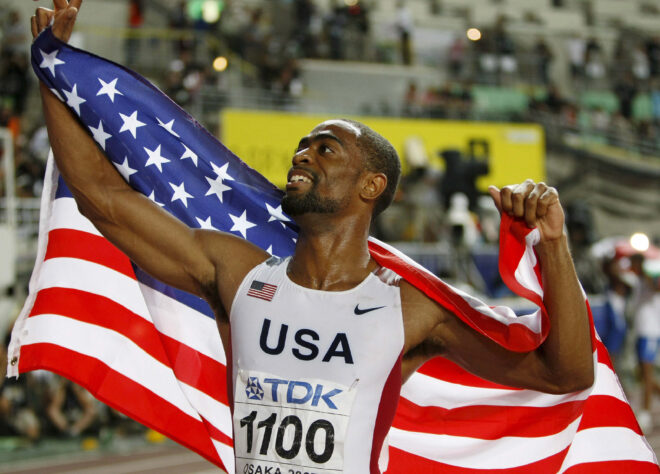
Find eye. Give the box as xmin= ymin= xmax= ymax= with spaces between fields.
xmin=319 ymin=144 xmax=333 ymax=154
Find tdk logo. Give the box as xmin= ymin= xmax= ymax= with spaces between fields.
xmin=247 ymin=377 xmax=343 ymax=410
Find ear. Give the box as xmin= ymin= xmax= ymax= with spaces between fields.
xmin=359 ymin=172 xmax=388 ymax=203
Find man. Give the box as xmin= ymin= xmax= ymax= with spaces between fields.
xmin=31 ymin=2 xmax=594 ymax=473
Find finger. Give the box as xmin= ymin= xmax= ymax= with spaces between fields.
xmin=53 ymin=0 xmax=69 ymax=10
xmin=499 ymin=185 xmax=514 ymax=214
xmin=52 ymin=5 xmax=78 ymax=41
xmin=536 ymin=187 xmax=558 ymax=218
xmin=487 ymin=185 xmax=502 ymax=214
xmin=35 ymin=7 xmax=54 ymax=32
xmin=524 ymin=185 xmax=544 ymax=228
xmin=511 ymin=179 xmax=535 ymax=218
xmin=70 ymin=0 xmax=83 ymax=11
xmin=31 ymin=15 xmax=39 ymax=38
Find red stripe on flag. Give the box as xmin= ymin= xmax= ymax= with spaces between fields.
xmin=576 ymin=395 xmax=642 ymax=434
xmin=393 ymin=396 xmax=584 ymax=439
xmin=29 ymin=287 xmax=228 ymax=404
xmin=17 ymin=343 xmax=230 ymax=468
xmin=387 ymin=445 xmax=570 ymax=473
xmin=45 ymin=228 xmax=136 ymax=279
xmin=417 ymin=356 xmax=524 ymax=390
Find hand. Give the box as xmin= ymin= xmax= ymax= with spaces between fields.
xmin=488 ymin=179 xmax=565 ymax=242
xmin=31 ymin=0 xmax=82 ymax=43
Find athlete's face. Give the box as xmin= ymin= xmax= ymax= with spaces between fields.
xmin=282 ymin=120 xmax=365 ymax=217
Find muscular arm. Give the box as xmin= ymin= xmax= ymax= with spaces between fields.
xmin=402 ymin=181 xmax=594 ymax=394
xmin=33 ymin=1 xmax=268 ymax=313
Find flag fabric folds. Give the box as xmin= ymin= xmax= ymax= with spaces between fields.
xmin=8 ymin=27 xmax=658 ymax=473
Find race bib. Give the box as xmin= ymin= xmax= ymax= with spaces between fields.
xmin=233 ymin=369 xmax=358 ymax=474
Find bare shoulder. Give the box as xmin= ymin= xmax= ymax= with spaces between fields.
xmin=399 ymin=280 xmax=454 ymax=356
xmin=196 ymin=228 xmax=270 ymax=271
xmin=195 ymin=229 xmax=270 ymax=315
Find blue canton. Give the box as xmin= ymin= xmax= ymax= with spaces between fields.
xmin=32 ymin=27 xmax=299 ymax=319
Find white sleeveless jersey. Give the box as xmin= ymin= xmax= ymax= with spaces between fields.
xmin=230 ymin=256 xmax=404 ymax=474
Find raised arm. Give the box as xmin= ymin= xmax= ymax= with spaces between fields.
xmin=32 ymin=1 xmax=268 ymax=314
xmin=402 ymin=180 xmax=594 ymax=394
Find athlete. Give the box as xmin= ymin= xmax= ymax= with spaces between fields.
xmin=32 ymin=2 xmax=594 ymax=473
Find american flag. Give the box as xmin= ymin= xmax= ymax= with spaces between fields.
xmin=7 ymin=27 xmax=658 ymax=473
xmin=247 ymin=280 xmax=278 ymax=302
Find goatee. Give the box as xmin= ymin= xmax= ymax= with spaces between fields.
xmin=282 ymin=189 xmax=343 ymax=215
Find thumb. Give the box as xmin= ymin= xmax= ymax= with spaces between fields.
xmin=52 ymin=6 xmax=78 ymax=43
xmin=488 ymin=185 xmax=503 ymax=214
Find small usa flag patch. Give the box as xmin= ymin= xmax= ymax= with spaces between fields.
xmin=247 ymin=280 xmax=278 ymax=301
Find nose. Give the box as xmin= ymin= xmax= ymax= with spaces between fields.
xmin=292 ymin=148 xmax=312 ymax=166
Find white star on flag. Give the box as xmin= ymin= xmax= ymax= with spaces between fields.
xmin=205 ymin=175 xmax=232 ymax=203
xmin=157 ymin=118 xmax=180 ymax=138
xmin=180 ymin=144 xmax=198 ymax=166
xmin=196 ymin=216 xmax=217 ymax=230
xmin=148 ymin=190 xmax=165 ymax=207
xmin=97 ymin=78 xmax=123 ymax=102
xmin=265 ymin=203 xmax=290 ymax=228
xmin=115 ymin=157 xmax=137 ymax=182
xmin=119 ymin=110 xmax=146 ymax=139
xmin=63 ymin=84 xmax=86 ymax=116
xmin=169 ymin=181 xmax=194 ymax=207
xmin=39 ymin=49 xmax=65 ymax=77
xmin=229 ymin=210 xmax=257 ymax=238
xmin=88 ymin=120 xmax=112 ymax=150
xmin=210 ymin=162 xmax=234 ymax=182
xmin=266 ymin=245 xmax=274 ymax=255
xmin=144 ymin=145 xmax=170 ymax=172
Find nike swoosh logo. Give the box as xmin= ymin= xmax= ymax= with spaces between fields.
xmin=354 ymin=304 xmax=386 ymax=315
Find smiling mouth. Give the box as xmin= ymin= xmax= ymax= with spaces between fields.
xmin=288 ymin=175 xmax=311 ymax=185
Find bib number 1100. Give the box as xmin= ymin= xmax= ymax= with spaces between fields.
xmin=240 ymin=411 xmax=335 ymax=464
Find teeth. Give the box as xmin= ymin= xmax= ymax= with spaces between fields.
xmin=289 ymin=175 xmax=311 ymax=184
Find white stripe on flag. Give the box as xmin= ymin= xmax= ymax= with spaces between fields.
xmin=401 ymin=372 xmax=589 ymax=409
xmin=138 ymin=282 xmax=226 ymax=365
xmin=559 ymin=426 xmax=658 ymax=471
xmin=513 ymin=229 xmax=543 ymax=298
xmin=35 ymin=258 xmax=225 ymax=365
xmin=21 ymin=314 xmax=201 ymax=420
xmin=388 ymin=418 xmax=581 ymax=469
xmin=36 ymin=257 xmax=150 ymax=319
xmin=51 ymin=197 xmax=103 ymax=236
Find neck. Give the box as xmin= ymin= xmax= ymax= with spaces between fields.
xmin=287 ymin=212 xmax=376 ymax=291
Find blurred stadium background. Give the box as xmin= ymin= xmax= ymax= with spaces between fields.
xmin=1 ymin=0 xmax=659 ymax=471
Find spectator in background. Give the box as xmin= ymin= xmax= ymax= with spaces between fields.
xmin=632 ymin=266 xmax=660 ymax=432
xmin=325 ymin=1 xmax=347 ymax=60
xmin=448 ymin=34 xmax=466 ymax=79
xmin=567 ymin=33 xmax=586 ymax=80
xmin=584 ymin=36 xmax=605 ymax=81
xmin=646 ymin=36 xmax=660 ymax=78
xmin=394 ymin=0 xmax=414 ymax=65
xmin=614 ymin=72 xmax=638 ymax=120
xmin=293 ymin=0 xmax=316 ymax=57
xmin=0 ymin=332 xmax=42 ymax=443
xmin=402 ymin=81 xmax=422 ymax=117
xmin=533 ymin=37 xmax=553 ymax=85
xmin=2 ymin=10 xmax=28 ymax=56
xmin=169 ymin=1 xmax=194 ymax=55
xmin=44 ymin=375 xmax=99 ymax=438
xmin=125 ymin=0 xmax=145 ymax=67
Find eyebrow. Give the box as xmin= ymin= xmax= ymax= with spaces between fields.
xmin=297 ymin=131 xmax=344 ymax=150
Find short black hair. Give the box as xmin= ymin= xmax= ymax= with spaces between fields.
xmin=342 ymin=119 xmax=401 ymax=218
